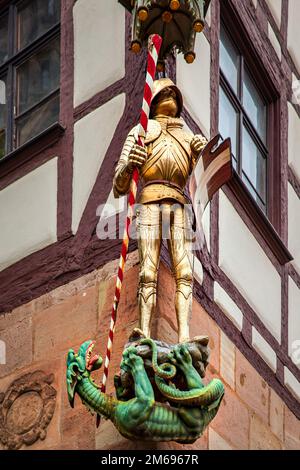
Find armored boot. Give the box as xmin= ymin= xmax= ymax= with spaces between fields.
xmin=175 ymin=278 xmax=193 ymax=343
xmin=138 ymin=281 xmax=157 ymax=338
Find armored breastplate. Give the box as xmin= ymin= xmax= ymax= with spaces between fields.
xmin=138 ymin=117 xmax=192 ymax=205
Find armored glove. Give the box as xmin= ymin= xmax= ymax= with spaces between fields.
xmin=190 ymin=135 xmax=208 ymax=156
xmin=126 ymin=143 xmax=147 ymax=173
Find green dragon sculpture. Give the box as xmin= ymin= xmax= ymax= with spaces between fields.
xmin=66 ymin=339 xmax=224 ymax=443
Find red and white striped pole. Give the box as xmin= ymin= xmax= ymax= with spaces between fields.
xmin=97 ymin=35 xmax=162 ymax=425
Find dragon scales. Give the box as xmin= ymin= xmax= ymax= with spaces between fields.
xmin=66 ymin=338 xmax=224 ymax=443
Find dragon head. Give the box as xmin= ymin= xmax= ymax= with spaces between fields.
xmin=66 ymin=340 xmax=103 ymax=407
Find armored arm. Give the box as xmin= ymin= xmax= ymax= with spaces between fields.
xmin=113 ymin=128 xmax=148 ymax=197
xmin=190 ymin=134 xmax=208 ymax=171
xmin=113 ymin=133 xmax=136 ymax=198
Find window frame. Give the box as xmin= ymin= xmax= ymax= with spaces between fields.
xmin=219 ymin=3 xmax=281 ymax=234
xmin=220 ymin=62 xmax=269 ymax=213
xmin=0 ymin=0 xmax=60 ymax=157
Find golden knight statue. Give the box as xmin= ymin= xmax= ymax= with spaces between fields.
xmin=113 ymin=78 xmax=207 ymax=343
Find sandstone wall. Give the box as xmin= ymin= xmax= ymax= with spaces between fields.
xmin=0 ymin=252 xmax=299 ymax=450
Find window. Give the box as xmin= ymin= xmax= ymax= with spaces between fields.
xmin=219 ymin=24 xmax=268 ymax=214
xmin=0 ymin=0 xmax=60 ymax=159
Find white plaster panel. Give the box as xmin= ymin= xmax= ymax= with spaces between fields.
xmin=292 ymin=73 xmax=300 ymax=106
xmin=177 ymin=34 xmax=211 ymax=137
xmin=214 ymin=282 xmax=243 ymax=331
xmin=73 ymin=0 xmax=125 ymax=107
xmin=288 ymin=0 xmax=300 ymax=72
xmin=72 ymin=94 xmax=126 ymax=234
xmin=266 ymin=0 xmax=282 ymax=27
xmin=284 ymin=367 xmax=300 ymax=401
xmin=193 ymin=255 xmax=204 ymax=285
xmin=202 ymin=202 xmax=210 ymax=252
xmin=0 ymin=159 xmax=58 ymax=271
xmin=268 ymin=23 xmax=281 ymax=60
xmin=219 ymin=191 xmax=281 ymax=342
xmin=288 ymin=183 xmax=300 ymax=273
xmin=252 ymin=327 xmax=277 ymax=372
xmin=288 ymin=102 xmax=300 ymax=181
xmin=205 ymin=3 xmax=211 ymax=27
xmin=289 ymin=277 xmax=300 ymax=369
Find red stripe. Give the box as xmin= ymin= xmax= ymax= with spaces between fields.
xmin=140 ymin=110 xmax=148 ymax=133
xmin=143 ymin=82 xmax=153 ymax=107
xmin=121 ymin=239 xmax=128 ymax=260
xmin=117 ymin=269 xmax=123 ymax=285
xmin=128 ymin=191 xmax=135 ymax=206
xmin=152 ymin=34 xmax=163 ymax=52
xmin=115 ymin=288 xmax=121 ymax=302
xmin=147 ymin=55 xmax=156 ymax=82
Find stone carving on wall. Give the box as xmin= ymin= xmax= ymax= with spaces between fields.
xmin=0 ymin=371 xmax=56 ymax=450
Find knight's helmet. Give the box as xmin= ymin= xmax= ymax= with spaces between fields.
xmin=150 ymin=78 xmax=183 ymax=118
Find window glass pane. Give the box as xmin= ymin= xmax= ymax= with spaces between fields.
xmin=0 ymin=77 xmax=7 ymax=159
xmin=16 ymin=37 xmax=60 ymax=115
xmin=16 ymin=93 xmax=59 ymax=146
xmin=17 ymin=0 xmax=60 ymax=50
xmin=242 ymin=126 xmax=266 ymax=204
xmin=242 ymin=172 xmax=266 ymax=213
xmin=243 ymin=68 xmax=266 ymax=143
xmin=219 ymin=86 xmax=238 ymax=159
xmin=220 ymin=26 xmax=239 ymax=94
xmin=0 ymin=15 xmax=8 ymax=65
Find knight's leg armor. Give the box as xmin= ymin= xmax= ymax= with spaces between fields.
xmin=136 ymin=204 xmax=162 ymax=338
xmin=167 ymin=203 xmax=193 ymax=343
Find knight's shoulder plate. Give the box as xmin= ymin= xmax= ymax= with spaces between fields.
xmin=182 ymin=130 xmax=194 ymax=143
xmin=145 ymin=120 xmax=161 ymax=144
xmin=126 ymin=120 xmax=161 ymax=144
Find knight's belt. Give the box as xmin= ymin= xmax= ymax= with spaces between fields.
xmin=143 ymin=179 xmax=185 ymax=196
xmin=140 ymin=180 xmax=196 ymax=231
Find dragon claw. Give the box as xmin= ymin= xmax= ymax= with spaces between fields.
xmin=170 ymin=344 xmax=192 ymax=368
xmin=121 ymin=346 xmax=143 ymax=370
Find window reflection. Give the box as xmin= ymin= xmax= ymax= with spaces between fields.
xmin=0 ymin=0 xmax=61 ymax=156
xmin=17 ymin=0 xmax=60 ymax=50
xmin=219 ymin=23 xmax=268 ymax=215
xmin=16 ymin=93 xmax=59 ymax=146
xmin=0 ymin=78 xmax=7 ymax=159
xmin=242 ymin=126 xmax=266 ymax=207
xmin=0 ymin=15 xmax=8 ymax=65
xmin=219 ymin=87 xmax=238 ymax=159
xmin=16 ymin=37 xmax=60 ymax=115
xmin=220 ymin=27 xmax=239 ymax=94
xmin=243 ymin=68 xmax=267 ymax=143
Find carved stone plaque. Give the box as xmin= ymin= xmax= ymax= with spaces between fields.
xmin=0 ymin=371 xmax=57 ymax=449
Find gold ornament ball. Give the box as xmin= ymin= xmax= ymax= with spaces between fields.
xmin=184 ymin=51 xmax=196 ymax=64
xmin=169 ymin=0 xmax=180 ymax=10
xmin=162 ymin=11 xmax=173 ymax=23
xmin=131 ymin=41 xmax=142 ymax=54
xmin=138 ymin=7 xmax=149 ymax=22
xmin=193 ymin=20 xmax=204 ymax=33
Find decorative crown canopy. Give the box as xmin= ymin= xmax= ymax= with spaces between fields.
xmin=118 ymin=0 xmax=211 ymax=67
